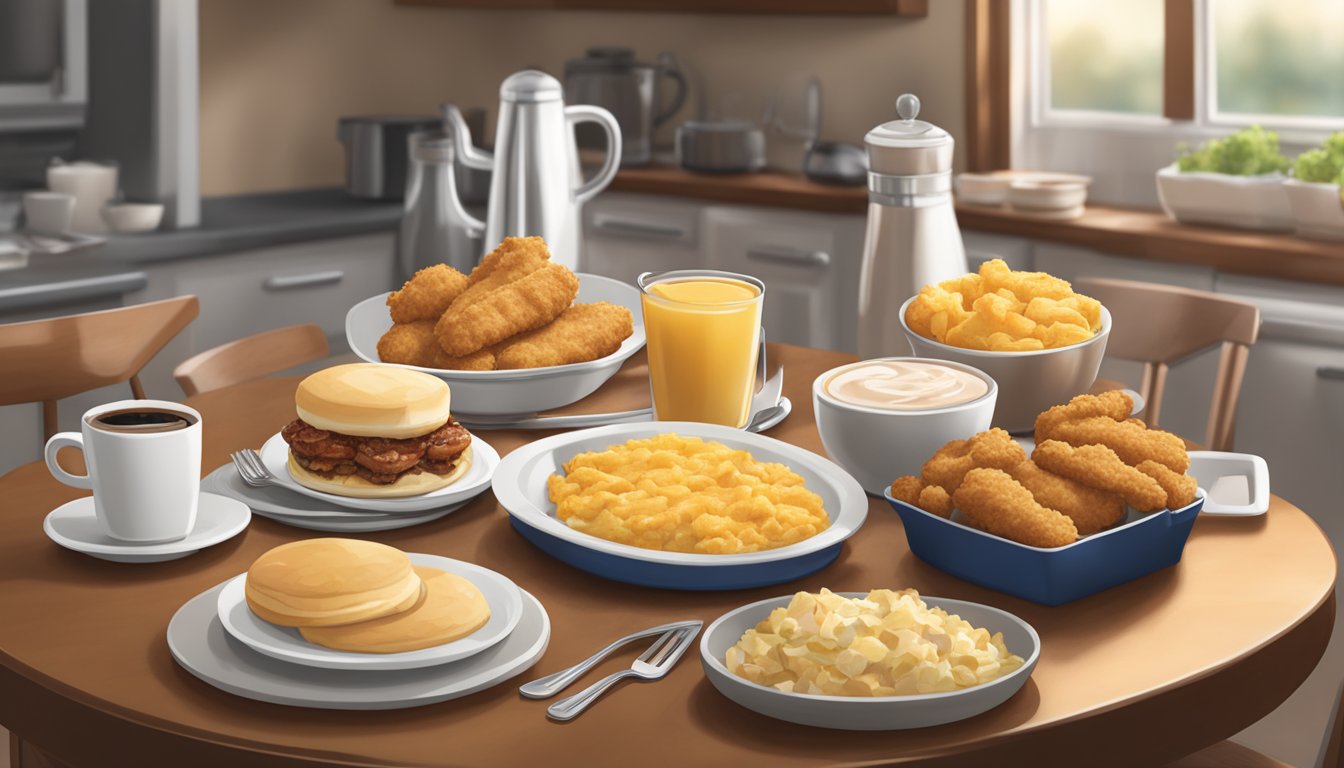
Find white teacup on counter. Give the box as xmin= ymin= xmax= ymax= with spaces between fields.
xmin=21 ymin=191 xmax=75 ymax=235
xmin=44 ymin=400 xmax=202 ymax=543
xmin=812 ymin=358 xmax=998 ymax=495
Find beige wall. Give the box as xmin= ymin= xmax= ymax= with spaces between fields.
xmin=198 ymin=0 xmax=966 ymax=196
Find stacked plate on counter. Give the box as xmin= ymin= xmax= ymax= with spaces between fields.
xmin=168 ymin=550 xmax=549 ymax=709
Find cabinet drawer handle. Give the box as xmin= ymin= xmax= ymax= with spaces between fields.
xmin=1317 ymin=367 xmax=1344 ymax=381
xmin=746 ymin=246 xmax=831 ymax=268
xmin=593 ymin=218 xmax=688 ymax=240
xmin=263 ymin=270 xmax=345 ymax=291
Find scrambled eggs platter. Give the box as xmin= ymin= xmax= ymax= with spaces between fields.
xmin=491 ymin=422 xmax=868 ymax=590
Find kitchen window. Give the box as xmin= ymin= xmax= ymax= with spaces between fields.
xmin=1009 ymin=0 xmax=1344 ymax=207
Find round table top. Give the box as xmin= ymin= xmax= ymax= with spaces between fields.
xmin=0 ymin=344 xmax=1335 ymax=768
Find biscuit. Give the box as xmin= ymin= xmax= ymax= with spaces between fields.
xmin=300 ymin=567 xmax=491 ymax=653
xmin=245 ymin=538 xmax=424 ymax=628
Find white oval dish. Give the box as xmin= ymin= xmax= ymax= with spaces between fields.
xmin=257 ymin=431 xmax=498 ymax=513
xmin=345 ymin=273 xmax=646 ymax=416
xmin=491 ymin=422 xmax=867 ymax=590
xmin=700 ymin=592 xmax=1040 ymax=730
xmin=216 ymin=553 xmax=524 ymax=671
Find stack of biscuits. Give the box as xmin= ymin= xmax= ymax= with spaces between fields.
xmin=245 ymin=538 xmax=490 ymax=653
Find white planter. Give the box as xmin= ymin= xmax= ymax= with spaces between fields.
xmin=1155 ymin=164 xmax=1293 ymax=232
xmin=1284 ymin=178 xmax=1344 ymax=241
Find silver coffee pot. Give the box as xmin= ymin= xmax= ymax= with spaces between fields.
xmin=856 ymin=94 xmax=968 ymax=358
xmin=444 ymin=70 xmax=622 ymax=269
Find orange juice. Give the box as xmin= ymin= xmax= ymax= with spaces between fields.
xmin=639 ymin=272 xmax=764 ymax=427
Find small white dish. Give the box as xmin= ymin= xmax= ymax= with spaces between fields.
xmin=955 ymin=173 xmax=1013 ymax=206
xmin=700 ymin=593 xmax=1040 ymax=730
xmin=257 ymin=431 xmax=498 ymax=513
xmin=100 ymin=202 xmax=164 ymax=233
xmin=1284 ymin=179 xmax=1344 ymax=241
xmin=1187 ymin=451 xmax=1270 ymax=516
xmin=168 ymin=582 xmax=550 ymax=710
xmin=1007 ymin=176 xmax=1090 ymax=213
xmin=345 ymin=273 xmax=646 ymax=417
xmin=43 ymin=492 xmax=250 ymax=563
xmin=1156 ymin=164 xmax=1293 ymax=231
xmin=216 ymin=553 xmax=524 ymax=671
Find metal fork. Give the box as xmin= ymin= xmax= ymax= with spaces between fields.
xmin=230 ymin=449 xmax=279 ymax=488
xmin=545 ymin=626 xmax=699 ymax=721
xmin=520 ymin=619 xmax=703 ymax=699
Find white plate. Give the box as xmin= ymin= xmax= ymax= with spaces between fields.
xmin=168 ymin=583 xmax=549 ymax=710
xmin=258 ymin=431 xmax=498 ymax=513
xmin=493 ymin=422 xmax=867 ymax=568
xmin=249 ymin=505 xmax=466 ymax=532
xmin=44 ymin=492 xmax=251 ymax=563
xmin=345 ymin=273 xmax=647 ymax=417
xmin=201 ymin=464 xmax=401 ymax=518
xmin=216 ymin=553 xmax=524 ymax=671
xmin=700 ymin=593 xmax=1040 ymax=730
xmin=1188 ymin=451 xmax=1270 ymax=516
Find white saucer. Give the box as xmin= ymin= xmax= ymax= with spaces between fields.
xmin=248 ymin=505 xmax=467 ymax=533
xmin=216 ymin=553 xmax=524 ymax=671
xmin=169 ymin=582 xmax=550 ymax=710
xmin=44 ymin=492 xmax=251 ymax=563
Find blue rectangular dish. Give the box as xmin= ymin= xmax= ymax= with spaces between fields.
xmin=884 ymin=491 xmax=1204 ymax=606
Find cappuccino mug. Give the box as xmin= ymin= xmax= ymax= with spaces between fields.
xmin=44 ymin=400 xmax=202 ymax=543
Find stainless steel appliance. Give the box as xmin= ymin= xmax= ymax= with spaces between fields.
xmin=444 ymin=70 xmax=622 ymax=269
xmin=563 ymin=46 xmax=685 ymax=167
xmin=857 ymin=93 xmax=968 ymax=359
xmin=0 ymin=0 xmax=86 ymax=131
xmin=338 ymin=115 xmax=439 ymax=200
xmin=398 ymin=131 xmax=484 ymax=280
xmin=675 ymin=120 xmax=765 ymax=174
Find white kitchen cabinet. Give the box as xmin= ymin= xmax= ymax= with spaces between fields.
xmin=581 ymin=193 xmax=703 ymax=285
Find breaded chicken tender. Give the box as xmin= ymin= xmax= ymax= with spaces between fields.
xmin=1034 ymin=390 xmax=1134 ymax=443
xmin=889 ymin=476 xmax=924 ymax=506
xmin=435 ymin=261 xmax=579 ymax=356
xmin=452 ymin=236 xmax=551 ymax=310
xmin=1046 ymin=417 xmax=1190 ymax=473
xmin=1008 ymin=459 xmax=1126 ymax=536
xmin=920 ymin=428 xmax=1027 ymax=495
xmin=386 ymin=264 xmax=468 ymax=324
xmin=377 ymin=321 xmax=495 ymax=370
xmin=952 ymin=468 xmax=1078 ymax=548
xmin=1032 ymin=440 xmax=1168 ymax=512
xmin=495 ymin=302 xmax=633 ymax=369
xmin=888 ymin=476 xmax=952 ymax=518
xmin=1136 ymin=460 xmax=1198 ymax=509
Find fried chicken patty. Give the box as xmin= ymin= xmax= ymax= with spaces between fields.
xmin=281 ymin=418 xmax=470 ymax=485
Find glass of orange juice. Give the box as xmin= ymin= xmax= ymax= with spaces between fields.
xmin=637 ymin=269 xmax=765 ymax=427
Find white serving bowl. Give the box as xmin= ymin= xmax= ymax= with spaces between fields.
xmin=101 ymin=202 xmax=164 ymax=233
xmin=346 ymin=273 xmax=646 ymax=416
xmin=700 ymin=592 xmax=1040 ymax=730
xmin=812 ymin=358 xmax=997 ymax=495
xmin=898 ymin=296 xmax=1110 ymax=433
xmin=954 ymin=173 xmax=1013 ymax=206
xmin=1155 ymin=164 xmax=1293 ymax=231
xmin=1284 ymin=179 xmax=1344 ymax=241
xmin=1007 ymin=176 xmax=1090 ymax=213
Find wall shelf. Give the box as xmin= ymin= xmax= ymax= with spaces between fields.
xmin=394 ymin=0 xmax=928 ymax=16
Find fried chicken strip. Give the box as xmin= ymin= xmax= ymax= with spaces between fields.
xmin=1136 ymin=460 xmax=1198 ymax=509
xmin=952 ymin=468 xmax=1078 ymax=548
xmin=494 ymin=302 xmax=633 ymax=369
xmin=452 ymin=236 xmax=551 ymax=311
xmin=377 ymin=320 xmax=495 ymax=370
xmin=1008 ymin=459 xmax=1127 ymax=536
xmin=1032 ymin=440 xmax=1168 ymax=512
xmin=386 ymin=264 xmax=468 ymax=324
xmin=920 ymin=428 xmax=1027 ymax=495
xmin=888 ymin=476 xmax=953 ymax=518
xmin=435 ymin=261 xmax=579 ymax=356
xmin=1034 ymin=390 xmax=1134 ymax=443
xmin=1046 ymin=417 xmax=1190 ymax=473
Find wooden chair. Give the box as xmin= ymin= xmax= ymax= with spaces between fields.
xmin=173 ymin=323 xmax=329 ymax=397
xmin=1075 ymin=277 xmax=1260 ymax=451
xmin=0 ymin=296 xmax=199 ymax=443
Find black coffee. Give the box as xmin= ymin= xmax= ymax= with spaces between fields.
xmin=90 ymin=407 xmax=197 ymax=434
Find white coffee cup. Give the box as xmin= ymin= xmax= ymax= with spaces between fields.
xmin=22 ymin=191 xmax=75 ymax=235
xmin=44 ymin=399 xmax=202 ymax=543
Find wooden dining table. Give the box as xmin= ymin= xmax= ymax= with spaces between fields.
xmin=0 ymin=343 xmax=1335 ymax=768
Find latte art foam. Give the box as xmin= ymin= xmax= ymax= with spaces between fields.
xmin=825 ymin=360 xmax=989 ymax=410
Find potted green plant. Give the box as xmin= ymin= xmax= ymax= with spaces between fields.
xmin=1156 ymin=126 xmax=1293 ymax=231
xmin=1284 ymin=132 xmax=1344 ymax=241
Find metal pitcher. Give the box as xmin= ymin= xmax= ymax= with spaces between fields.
xmin=444 ymin=70 xmax=622 ymax=269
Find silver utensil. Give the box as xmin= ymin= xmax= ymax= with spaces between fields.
xmin=230 ymin=449 xmax=278 ymax=488
xmin=546 ymin=625 xmax=700 ymax=721
xmin=519 ymin=619 xmax=703 ymax=700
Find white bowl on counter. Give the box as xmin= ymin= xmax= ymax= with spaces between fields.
xmin=954 ymin=173 xmax=1014 ymax=206
xmin=1155 ymin=164 xmax=1293 ymax=231
xmin=101 ymin=202 xmax=165 ymax=233
xmin=1283 ymin=179 xmax=1344 ymax=241
xmin=898 ymin=296 xmax=1111 ymax=433
xmin=812 ymin=358 xmax=997 ymax=495
xmin=1007 ymin=175 xmax=1090 ymax=219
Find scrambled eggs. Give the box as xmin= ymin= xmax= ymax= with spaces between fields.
xmin=726 ymin=588 xmax=1025 ymax=697
xmin=546 ymin=434 xmax=829 ymax=555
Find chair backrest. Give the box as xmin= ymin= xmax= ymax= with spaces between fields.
xmin=174 ymin=323 xmax=330 ymax=397
xmin=0 ymin=295 xmax=199 ymax=441
xmin=1075 ymin=277 xmax=1260 ymax=451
